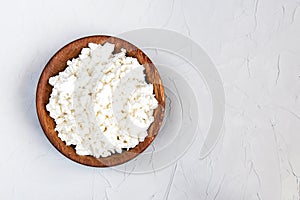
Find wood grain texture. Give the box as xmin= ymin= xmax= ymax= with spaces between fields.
xmin=36 ymin=35 xmax=165 ymax=167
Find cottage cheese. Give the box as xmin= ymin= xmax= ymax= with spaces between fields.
xmin=46 ymin=42 xmax=158 ymax=158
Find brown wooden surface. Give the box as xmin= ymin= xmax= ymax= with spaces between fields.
xmin=36 ymin=35 xmax=165 ymax=167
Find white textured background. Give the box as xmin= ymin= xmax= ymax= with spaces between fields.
xmin=0 ymin=0 xmax=300 ymax=199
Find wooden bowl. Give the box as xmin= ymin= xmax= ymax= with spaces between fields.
xmin=36 ymin=35 xmax=165 ymax=167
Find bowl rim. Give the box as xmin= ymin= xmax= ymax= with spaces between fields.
xmin=35 ymin=35 xmax=165 ymax=167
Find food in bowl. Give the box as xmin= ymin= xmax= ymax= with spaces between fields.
xmin=46 ymin=42 xmax=158 ymax=158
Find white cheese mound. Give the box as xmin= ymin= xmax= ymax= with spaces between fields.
xmin=46 ymin=42 xmax=158 ymax=158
